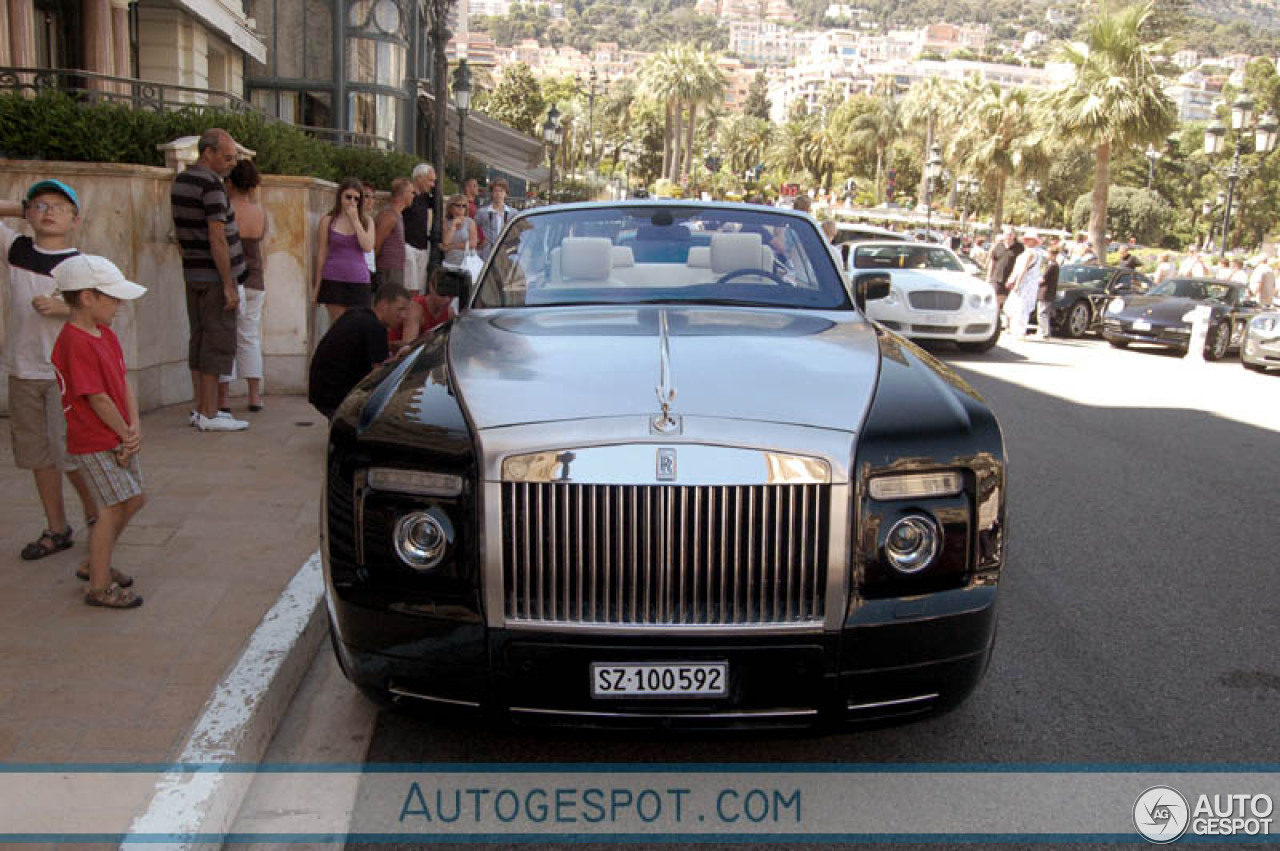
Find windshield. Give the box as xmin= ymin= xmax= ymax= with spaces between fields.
xmin=852 ymin=244 xmax=964 ymax=272
xmin=473 ymin=205 xmax=850 ymax=310
xmin=1148 ymin=279 xmax=1238 ymax=303
xmin=1060 ymin=265 xmax=1111 ymax=285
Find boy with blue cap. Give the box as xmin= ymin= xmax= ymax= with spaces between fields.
xmin=1 ymin=179 xmax=98 ymax=562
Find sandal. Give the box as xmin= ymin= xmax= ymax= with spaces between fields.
xmin=75 ymin=562 xmax=134 ymax=588
xmin=21 ymin=526 xmax=73 ymax=561
xmin=84 ymin=582 xmax=143 ymax=609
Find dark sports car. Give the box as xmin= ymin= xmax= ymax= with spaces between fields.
xmin=322 ymin=202 xmax=1007 ymax=730
xmin=1044 ymin=264 xmax=1151 ymax=338
xmin=1101 ymin=278 xmax=1263 ymax=360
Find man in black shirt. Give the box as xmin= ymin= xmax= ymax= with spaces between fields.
xmin=986 ymin=225 xmax=1024 ymax=307
xmin=308 ymin=284 xmax=411 ymax=420
xmin=403 ymin=164 xmax=437 ymax=293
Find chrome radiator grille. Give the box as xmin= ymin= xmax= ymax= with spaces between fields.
xmin=501 ymin=483 xmax=830 ymax=627
xmin=908 ymin=291 xmax=964 ymax=311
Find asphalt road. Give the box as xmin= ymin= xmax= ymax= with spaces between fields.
xmin=345 ymin=337 xmax=1280 ymax=848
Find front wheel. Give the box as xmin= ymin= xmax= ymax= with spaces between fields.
xmin=1205 ymin=322 xmax=1231 ymax=361
xmin=1065 ymin=301 xmax=1091 ymax=338
xmin=957 ymin=323 xmax=1001 ymax=353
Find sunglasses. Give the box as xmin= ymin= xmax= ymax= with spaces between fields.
xmin=28 ymin=200 xmax=75 ymax=215
xmin=343 ymin=193 xmax=360 ymax=201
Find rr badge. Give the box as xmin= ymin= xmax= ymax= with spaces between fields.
xmin=656 ymin=448 xmax=677 ymax=482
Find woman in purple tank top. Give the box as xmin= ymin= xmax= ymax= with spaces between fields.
xmin=312 ymin=178 xmax=375 ymax=323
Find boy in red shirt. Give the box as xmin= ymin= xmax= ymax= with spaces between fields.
xmin=50 ymin=255 xmax=148 ymax=609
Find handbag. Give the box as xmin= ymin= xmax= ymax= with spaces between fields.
xmin=460 ymin=248 xmax=484 ymax=282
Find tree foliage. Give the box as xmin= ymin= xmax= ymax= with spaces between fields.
xmin=1071 ymin=186 xmax=1171 ymax=244
xmin=476 ymin=62 xmax=546 ymax=135
xmin=743 ymin=72 xmax=771 ymax=122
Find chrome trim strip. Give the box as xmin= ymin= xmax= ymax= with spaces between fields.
xmin=509 ymin=706 xmax=819 ymax=720
xmin=389 ymin=686 xmax=482 ymax=708
xmin=353 ymin=470 xmax=368 ymax=566
xmin=847 ymin=693 xmax=939 ymax=711
xmin=823 ymin=484 xmax=851 ymax=631
xmin=502 ymin=618 xmax=823 ymax=635
xmin=502 ymin=446 xmax=831 ymax=486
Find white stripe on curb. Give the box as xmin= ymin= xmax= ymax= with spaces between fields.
xmin=121 ymin=551 xmax=327 ymax=850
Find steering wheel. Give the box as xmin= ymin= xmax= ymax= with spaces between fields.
xmin=715 ymin=267 xmax=791 ymax=286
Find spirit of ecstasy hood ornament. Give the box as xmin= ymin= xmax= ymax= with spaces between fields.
xmin=652 ymin=309 xmax=681 ymax=434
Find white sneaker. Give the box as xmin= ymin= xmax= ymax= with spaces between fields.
xmin=189 ymin=410 xmax=200 ymax=427
xmin=195 ymin=413 xmax=249 ymax=432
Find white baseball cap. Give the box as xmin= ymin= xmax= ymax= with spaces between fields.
xmin=52 ymin=254 xmax=147 ymax=300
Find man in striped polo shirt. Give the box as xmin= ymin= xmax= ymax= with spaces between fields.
xmin=171 ymin=128 xmax=250 ymax=432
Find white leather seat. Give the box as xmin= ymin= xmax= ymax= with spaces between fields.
xmin=710 ymin=233 xmax=766 ymax=274
xmin=687 ymin=246 xmax=711 ymax=268
xmin=553 ymin=237 xmax=614 ymax=285
xmin=611 ymin=245 xmax=635 ymax=268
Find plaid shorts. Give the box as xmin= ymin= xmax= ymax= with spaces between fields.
xmin=74 ymin=450 xmax=145 ymax=508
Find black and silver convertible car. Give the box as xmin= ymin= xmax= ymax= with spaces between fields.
xmin=322 ymin=202 xmax=1006 ymax=729
xmin=1045 ymin=264 xmax=1151 ymax=338
xmin=1102 ymin=278 xmax=1262 ymax=360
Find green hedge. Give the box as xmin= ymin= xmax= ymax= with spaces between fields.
xmin=0 ymin=91 xmax=424 ymax=188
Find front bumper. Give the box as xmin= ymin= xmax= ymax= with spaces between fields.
xmin=329 ymin=581 xmax=998 ymax=729
xmin=868 ymin=304 xmax=997 ymax=342
xmin=1101 ymin=319 xmax=1190 ymax=350
xmin=1243 ymin=329 xmax=1280 ymax=368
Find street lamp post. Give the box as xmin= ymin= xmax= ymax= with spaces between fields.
xmin=957 ymin=175 xmax=979 ymax=236
xmin=1025 ymin=178 xmax=1042 ymax=227
xmin=452 ymin=60 xmax=472 ymax=185
xmin=1144 ymin=143 xmax=1162 ymax=190
xmin=704 ymin=150 xmax=722 ymax=200
xmin=1204 ymin=95 xmax=1279 ymax=253
xmin=543 ymin=105 xmax=561 ymax=204
xmin=924 ymin=143 xmax=942 ymax=238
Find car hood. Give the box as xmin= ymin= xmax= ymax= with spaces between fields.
xmin=1115 ymin=295 xmax=1219 ymax=321
xmin=448 ymin=305 xmax=881 ymax=432
xmin=882 ymin=269 xmax=988 ymax=293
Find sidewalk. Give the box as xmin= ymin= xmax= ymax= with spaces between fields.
xmin=0 ymin=396 xmax=327 ymax=765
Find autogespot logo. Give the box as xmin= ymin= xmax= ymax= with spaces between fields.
xmin=1134 ymin=785 xmax=1190 ymax=844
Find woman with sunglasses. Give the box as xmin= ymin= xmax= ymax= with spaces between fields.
xmin=312 ymin=177 xmax=375 ymax=323
xmin=441 ymin=193 xmax=477 ymax=267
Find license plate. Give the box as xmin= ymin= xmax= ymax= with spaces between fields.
xmin=591 ymin=662 xmax=728 ymax=698
xmin=925 ymin=313 xmax=948 ymax=324
xmin=1133 ymin=319 xmax=1152 ymax=331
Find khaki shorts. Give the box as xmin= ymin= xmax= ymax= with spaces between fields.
xmin=75 ymin=449 xmax=144 ymax=508
xmin=8 ymin=376 xmax=71 ymax=471
xmin=186 ymin=280 xmax=237 ymax=375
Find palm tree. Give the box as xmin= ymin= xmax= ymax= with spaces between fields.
xmin=902 ymin=76 xmax=958 ymax=202
xmin=848 ymin=92 xmax=903 ymax=204
xmin=1048 ymin=1 xmax=1176 ymax=258
xmin=949 ymin=79 xmax=1049 ymax=231
xmin=639 ymin=49 xmax=680 ymax=181
xmin=718 ymin=113 xmax=773 ymax=177
xmin=681 ymin=49 xmax=726 ymax=182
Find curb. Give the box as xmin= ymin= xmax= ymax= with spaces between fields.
xmin=120 ymin=551 xmax=327 ymax=850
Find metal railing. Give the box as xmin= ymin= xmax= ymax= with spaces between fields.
xmin=0 ymin=67 xmax=396 ymax=152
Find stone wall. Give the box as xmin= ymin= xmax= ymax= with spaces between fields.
xmin=0 ymin=159 xmax=334 ymax=413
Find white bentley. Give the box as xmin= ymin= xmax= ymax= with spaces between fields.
xmin=847 ymin=241 xmax=1000 ymax=352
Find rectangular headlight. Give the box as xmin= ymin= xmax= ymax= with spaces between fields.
xmin=868 ymin=471 xmax=963 ymax=500
xmin=367 ymin=468 xmax=463 ymax=498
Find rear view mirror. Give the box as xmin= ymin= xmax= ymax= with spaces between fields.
xmin=434 ymin=266 xmax=472 ymax=304
xmin=854 ymin=272 xmax=891 ymax=311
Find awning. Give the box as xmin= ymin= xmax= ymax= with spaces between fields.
xmin=170 ymin=0 xmax=267 ymax=62
xmin=417 ymin=87 xmax=546 ymax=183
